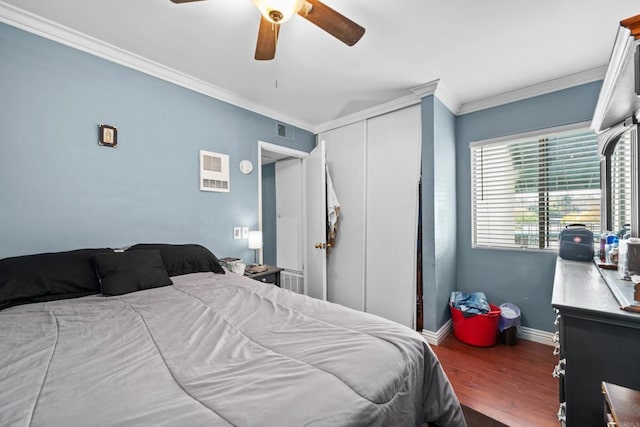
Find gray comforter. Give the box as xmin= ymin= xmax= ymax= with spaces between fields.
xmin=0 ymin=271 xmax=464 ymax=426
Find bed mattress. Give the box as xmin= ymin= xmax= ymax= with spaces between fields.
xmin=0 ymin=271 xmax=464 ymax=426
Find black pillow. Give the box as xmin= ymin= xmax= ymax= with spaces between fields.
xmin=0 ymin=248 xmax=113 ymax=311
xmin=126 ymin=243 xmax=225 ymax=276
xmin=93 ymin=250 xmax=173 ymax=296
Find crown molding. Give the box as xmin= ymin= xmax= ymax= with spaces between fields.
xmin=314 ymin=91 xmax=422 ymax=134
xmin=316 ymin=79 xmax=462 ymax=134
xmin=432 ymin=81 xmax=462 ymax=114
xmin=409 ymin=80 xmax=440 ymax=98
xmin=458 ymin=66 xmax=607 ymax=115
xmin=0 ymin=1 xmax=608 ymax=133
xmin=0 ymin=1 xmax=315 ymax=133
xmin=410 ymin=79 xmax=461 ymax=114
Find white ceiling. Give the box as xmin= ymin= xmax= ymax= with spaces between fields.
xmin=1 ymin=0 xmax=638 ymax=132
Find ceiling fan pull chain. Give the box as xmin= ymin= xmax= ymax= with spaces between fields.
xmin=274 ymin=25 xmax=279 ymax=88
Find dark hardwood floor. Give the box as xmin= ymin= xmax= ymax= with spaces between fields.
xmin=430 ymin=334 xmax=558 ymax=427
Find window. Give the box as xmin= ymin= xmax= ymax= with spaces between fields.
xmin=471 ymin=125 xmax=600 ymax=250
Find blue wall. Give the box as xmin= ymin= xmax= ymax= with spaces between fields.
xmin=421 ymin=96 xmax=458 ymax=332
xmin=432 ymin=97 xmax=458 ymax=330
xmin=0 ymin=23 xmax=314 ymax=260
xmin=0 ymin=21 xmax=606 ymax=333
xmin=421 ymin=97 xmax=436 ymax=329
xmin=261 ymin=163 xmax=277 ymax=266
xmin=455 ymin=81 xmax=603 ymax=332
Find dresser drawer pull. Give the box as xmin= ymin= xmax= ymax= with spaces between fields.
xmin=556 ymin=402 xmax=566 ymax=422
xmin=552 ymin=359 xmax=566 ymax=378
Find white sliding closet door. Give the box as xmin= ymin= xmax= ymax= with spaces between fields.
xmin=322 ymin=121 xmax=366 ymax=311
xmin=365 ymin=105 xmax=421 ymax=328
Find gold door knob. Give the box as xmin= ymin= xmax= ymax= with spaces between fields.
xmin=315 ymin=243 xmax=324 ymax=249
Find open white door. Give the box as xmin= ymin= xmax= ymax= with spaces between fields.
xmin=304 ymin=140 xmax=327 ymax=300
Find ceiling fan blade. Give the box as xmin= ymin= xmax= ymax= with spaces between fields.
xmin=169 ymin=0 xmax=206 ymax=3
xmin=298 ymin=0 xmax=365 ymax=46
xmin=255 ymin=16 xmax=280 ymax=61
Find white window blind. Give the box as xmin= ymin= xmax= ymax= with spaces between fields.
xmin=611 ymin=131 xmax=632 ymax=233
xmin=471 ymin=127 xmax=600 ymax=250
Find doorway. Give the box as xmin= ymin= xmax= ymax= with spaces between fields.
xmin=257 ymin=141 xmax=308 ymax=292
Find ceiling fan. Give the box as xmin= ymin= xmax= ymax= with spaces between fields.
xmin=169 ymin=0 xmax=365 ymax=60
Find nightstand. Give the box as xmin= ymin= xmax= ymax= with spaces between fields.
xmin=244 ymin=265 xmax=283 ymax=287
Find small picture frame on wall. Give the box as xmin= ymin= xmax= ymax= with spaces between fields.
xmin=99 ymin=124 xmax=118 ymax=147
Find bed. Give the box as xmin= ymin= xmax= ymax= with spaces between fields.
xmin=0 ymin=244 xmax=465 ymax=426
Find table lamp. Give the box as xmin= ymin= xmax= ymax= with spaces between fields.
xmin=248 ymin=230 xmax=263 ymax=265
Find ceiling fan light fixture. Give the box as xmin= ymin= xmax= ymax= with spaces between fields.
xmin=253 ymin=0 xmax=305 ymax=24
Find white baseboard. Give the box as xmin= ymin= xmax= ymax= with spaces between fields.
xmin=518 ymin=326 xmax=554 ymax=346
xmin=422 ymin=321 xmax=554 ymax=347
xmin=421 ymin=319 xmax=452 ymax=346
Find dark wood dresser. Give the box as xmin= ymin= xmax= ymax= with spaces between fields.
xmin=602 ymin=381 xmax=640 ymax=426
xmin=552 ymin=258 xmax=640 ymax=426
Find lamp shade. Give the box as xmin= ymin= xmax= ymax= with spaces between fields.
xmin=248 ymin=231 xmax=263 ymax=250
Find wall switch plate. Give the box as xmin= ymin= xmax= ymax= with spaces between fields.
xmin=242 ymin=227 xmax=249 ymax=239
xmin=233 ymin=227 xmax=241 ymax=240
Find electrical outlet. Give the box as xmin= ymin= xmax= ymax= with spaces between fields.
xmin=242 ymin=227 xmax=249 ymax=239
xmin=233 ymin=227 xmax=241 ymax=240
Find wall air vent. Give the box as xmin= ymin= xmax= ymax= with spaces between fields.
xmin=199 ymin=150 xmax=230 ymax=193
xmin=281 ymin=270 xmax=304 ymax=294
xmin=277 ymin=123 xmax=294 ymax=140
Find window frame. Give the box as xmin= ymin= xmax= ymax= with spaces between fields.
xmin=470 ymin=120 xmax=600 ymax=251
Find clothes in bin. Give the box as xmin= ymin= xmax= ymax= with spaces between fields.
xmin=449 ymin=292 xmax=500 ymax=347
xmin=449 ymin=291 xmax=490 ymax=316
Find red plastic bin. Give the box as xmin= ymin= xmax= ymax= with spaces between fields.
xmin=450 ymin=303 xmax=501 ymax=347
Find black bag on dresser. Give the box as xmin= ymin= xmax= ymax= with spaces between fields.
xmin=558 ymin=224 xmax=594 ymax=261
